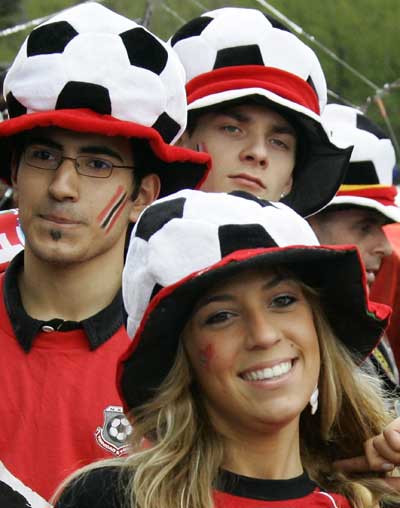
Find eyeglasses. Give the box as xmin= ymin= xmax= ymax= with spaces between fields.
xmin=23 ymin=145 xmax=135 ymax=179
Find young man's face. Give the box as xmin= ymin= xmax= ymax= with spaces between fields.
xmin=180 ymin=103 xmax=296 ymax=201
xmin=308 ymin=208 xmax=392 ymax=287
xmin=12 ymin=127 xmax=159 ymax=266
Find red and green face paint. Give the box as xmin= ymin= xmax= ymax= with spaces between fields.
xmin=97 ymin=185 xmax=128 ymax=234
xmin=199 ymin=344 xmax=214 ymax=369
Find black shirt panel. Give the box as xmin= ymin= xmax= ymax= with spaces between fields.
xmin=55 ymin=467 xmax=126 ymax=508
xmin=3 ymin=251 xmax=124 ymax=352
xmin=216 ymin=469 xmax=316 ymax=500
xmin=55 ymin=467 xmax=318 ymax=508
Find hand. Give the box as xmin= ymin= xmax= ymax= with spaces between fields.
xmin=333 ymin=417 xmax=400 ymax=491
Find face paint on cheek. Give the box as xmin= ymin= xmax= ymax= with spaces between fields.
xmin=97 ymin=185 xmax=129 ymax=234
xmin=196 ymin=142 xmax=209 ymax=154
xmin=199 ymin=344 xmax=214 ymax=369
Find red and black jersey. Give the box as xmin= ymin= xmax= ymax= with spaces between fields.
xmin=0 ymin=253 xmax=132 ymax=501
xmin=55 ymin=467 xmax=351 ymax=508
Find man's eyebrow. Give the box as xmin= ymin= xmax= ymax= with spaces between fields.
xmin=216 ymin=110 xmax=251 ymax=123
xmin=216 ymin=110 xmax=296 ymax=136
xmin=270 ymin=124 xmax=296 ymax=136
xmin=26 ymin=137 xmax=63 ymax=151
xmin=25 ymin=138 xmax=124 ymax=162
xmin=26 ymin=136 xmax=123 ymax=162
xmin=79 ymin=146 xmax=124 ymax=162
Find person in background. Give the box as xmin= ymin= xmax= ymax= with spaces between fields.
xmin=171 ymin=7 xmax=351 ymax=218
xmin=308 ymin=103 xmax=400 ymax=397
xmin=0 ymin=2 xmax=209 ymax=503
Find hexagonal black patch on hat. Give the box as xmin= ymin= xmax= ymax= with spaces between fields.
xmin=6 ymin=91 xmax=27 ymax=118
xmin=55 ymin=81 xmax=112 ymax=114
xmin=170 ymin=16 xmax=213 ymax=47
xmin=214 ymin=44 xmax=264 ymax=69
xmin=152 ymin=112 xmax=181 ymax=143
xmin=120 ymin=27 xmax=168 ymax=75
xmin=135 ymin=197 xmax=186 ymax=241
xmin=219 ymin=224 xmax=277 ymax=257
xmin=356 ymin=113 xmax=387 ymax=139
xmin=344 ymin=161 xmax=379 ymax=185
xmin=27 ymin=21 xmax=78 ymax=56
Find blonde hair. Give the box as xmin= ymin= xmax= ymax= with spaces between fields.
xmin=54 ymin=282 xmax=398 ymax=508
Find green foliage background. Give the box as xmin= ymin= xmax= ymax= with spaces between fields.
xmin=0 ymin=0 xmax=399 ymax=156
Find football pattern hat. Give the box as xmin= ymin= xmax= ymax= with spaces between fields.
xmin=1 ymin=2 xmax=210 ymax=196
xmin=170 ymin=7 xmax=352 ymax=217
xmin=322 ymin=104 xmax=400 ymax=222
xmin=120 ymin=189 xmax=389 ymax=411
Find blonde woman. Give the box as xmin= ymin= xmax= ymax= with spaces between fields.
xmin=55 ymin=190 xmax=399 ymax=508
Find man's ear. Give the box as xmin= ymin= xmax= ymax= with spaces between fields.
xmin=129 ymin=173 xmax=160 ymax=223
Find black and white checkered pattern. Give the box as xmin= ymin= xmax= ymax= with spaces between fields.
xmin=120 ymin=189 xmax=389 ymax=411
xmin=170 ymin=7 xmax=326 ymax=120
xmin=123 ymin=189 xmax=319 ymax=337
xmin=322 ymin=104 xmax=400 ymax=222
xmin=4 ymin=2 xmax=187 ymax=143
xmin=323 ymin=104 xmax=396 ymax=186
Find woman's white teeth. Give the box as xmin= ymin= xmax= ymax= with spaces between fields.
xmin=243 ymin=361 xmax=292 ymax=381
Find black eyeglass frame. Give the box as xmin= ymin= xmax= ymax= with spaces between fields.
xmin=22 ymin=146 xmax=136 ymax=179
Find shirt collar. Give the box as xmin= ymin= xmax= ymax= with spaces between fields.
xmin=4 ymin=251 xmax=124 ymax=352
xmin=216 ymin=470 xmax=316 ymax=500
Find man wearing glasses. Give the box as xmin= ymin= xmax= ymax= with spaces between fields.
xmin=0 ymin=3 xmax=208 ymax=504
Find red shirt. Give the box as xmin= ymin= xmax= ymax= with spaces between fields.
xmin=0 ymin=256 xmax=131 ymax=501
xmin=371 ymin=223 xmax=400 ymax=368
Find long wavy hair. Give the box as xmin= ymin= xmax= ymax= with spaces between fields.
xmin=54 ymin=281 xmax=398 ymax=508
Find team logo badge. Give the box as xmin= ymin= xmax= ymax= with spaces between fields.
xmin=95 ymin=405 xmax=132 ymax=456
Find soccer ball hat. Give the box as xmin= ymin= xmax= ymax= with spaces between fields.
xmin=170 ymin=7 xmax=352 ymax=217
xmin=322 ymin=104 xmax=400 ymax=222
xmin=119 ymin=189 xmax=389 ymax=412
xmin=0 ymin=2 xmax=210 ymax=197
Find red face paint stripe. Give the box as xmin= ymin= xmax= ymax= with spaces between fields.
xmin=97 ymin=185 xmax=125 ymax=223
xmin=105 ymin=195 xmax=129 ymax=234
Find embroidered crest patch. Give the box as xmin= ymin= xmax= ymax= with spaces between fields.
xmin=95 ymin=405 xmax=132 ymax=456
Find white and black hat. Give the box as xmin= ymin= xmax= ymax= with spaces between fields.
xmin=322 ymin=104 xmax=400 ymax=222
xmin=119 ymin=189 xmax=389 ymax=411
xmin=170 ymin=7 xmax=352 ymax=217
xmin=1 ymin=2 xmax=210 ymax=196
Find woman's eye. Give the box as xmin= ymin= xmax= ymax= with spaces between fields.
xmin=270 ymin=294 xmax=296 ymax=308
xmin=204 ymin=311 xmax=234 ymax=325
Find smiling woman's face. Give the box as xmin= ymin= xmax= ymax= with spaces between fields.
xmin=182 ymin=267 xmax=320 ymax=437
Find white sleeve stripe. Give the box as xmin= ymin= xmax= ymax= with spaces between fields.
xmin=317 ymin=491 xmax=340 ymax=508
